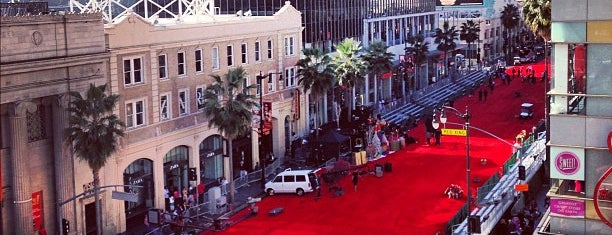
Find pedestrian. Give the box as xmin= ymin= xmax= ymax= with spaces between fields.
xmin=164 ymin=186 xmax=170 ymax=211
xmin=434 ymin=128 xmax=442 ymax=145
xmin=197 ymin=181 xmax=205 ymax=204
xmin=352 ymin=171 xmax=359 ymax=191
xmin=483 ymin=90 xmax=488 ymax=101
xmin=144 ymin=213 xmax=151 ymax=233
xmin=478 ymin=89 xmax=483 ymax=101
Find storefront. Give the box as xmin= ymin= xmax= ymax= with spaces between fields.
xmin=163 ymin=146 xmax=190 ymax=196
xmin=122 ymin=158 xmax=154 ymax=229
xmin=199 ymin=135 xmax=224 ymax=187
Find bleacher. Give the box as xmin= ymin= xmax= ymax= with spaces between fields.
xmin=380 ymin=71 xmax=488 ymax=126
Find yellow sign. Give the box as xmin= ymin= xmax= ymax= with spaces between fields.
xmin=442 ymin=128 xmax=467 ymax=136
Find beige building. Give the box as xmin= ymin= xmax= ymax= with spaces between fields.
xmin=0 ymin=12 xmax=108 ymax=235
xmin=99 ymin=2 xmax=304 ymax=234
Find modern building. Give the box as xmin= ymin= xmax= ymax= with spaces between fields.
xmin=544 ymin=0 xmax=612 ymax=234
xmin=0 ymin=9 xmax=109 ymax=235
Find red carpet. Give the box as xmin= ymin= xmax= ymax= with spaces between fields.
xmin=205 ymin=61 xmax=547 ymax=235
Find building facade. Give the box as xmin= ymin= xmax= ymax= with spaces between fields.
xmin=100 ymin=2 xmax=304 ymax=234
xmin=546 ymin=0 xmax=612 ymax=234
xmin=0 ymin=11 xmax=108 ymax=235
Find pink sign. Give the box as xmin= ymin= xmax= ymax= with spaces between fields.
xmin=554 ymin=151 xmax=580 ymax=175
xmin=550 ymin=198 xmax=585 ymax=218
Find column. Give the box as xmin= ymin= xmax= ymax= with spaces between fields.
xmin=53 ymin=95 xmax=75 ymax=234
xmin=9 ymin=101 xmax=37 ymax=235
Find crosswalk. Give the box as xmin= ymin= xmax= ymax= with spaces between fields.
xmin=382 ymin=71 xmax=488 ymax=125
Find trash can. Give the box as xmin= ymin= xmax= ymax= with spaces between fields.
xmin=375 ymin=164 xmax=383 ymax=178
xmin=384 ymin=162 xmax=392 ymax=172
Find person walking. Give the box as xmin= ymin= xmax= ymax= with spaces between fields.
xmin=483 ymin=90 xmax=488 ymax=102
xmin=352 ymin=171 xmax=359 ymax=192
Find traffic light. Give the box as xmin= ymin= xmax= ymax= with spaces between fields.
xmin=469 ymin=215 xmax=481 ymax=233
xmin=62 ymin=218 xmax=70 ymax=234
xmin=518 ymin=165 xmax=526 ymax=180
xmin=188 ymin=167 xmax=197 ymax=181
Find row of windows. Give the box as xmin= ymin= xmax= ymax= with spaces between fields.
xmin=125 ymin=67 xmax=298 ymax=128
xmin=123 ymin=37 xmax=296 ymax=86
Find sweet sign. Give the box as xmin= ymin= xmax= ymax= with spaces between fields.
xmin=550 ymin=147 xmax=584 ymax=180
xmin=555 ymin=151 xmax=580 ymax=175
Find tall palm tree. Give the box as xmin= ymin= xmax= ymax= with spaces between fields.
xmin=65 ymin=83 xmax=125 ymax=235
xmin=434 ymin=21 xmax=458 ymax=79
xmin=407 ymin=34 xmax=430 ymax=91
xmin=296 ymin=47 xmax=335 ymax=136
xmin=522 ymin=0 xmax=551 ymax=41
xmin=501 ymin=4 xmax=521 ymax=59
xmin=460 ymin=20 xmax=481 ymax=69
xmin=361 ymin=41 xmax=394 ymax=104
xmin=331 ymin=38 xmax=368 ymax=123
xmin=202 ymin=67 xmax=258 ymax=202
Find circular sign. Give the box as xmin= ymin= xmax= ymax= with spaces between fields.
xmin=593 ymin=166 xmax=612 ymax=228
xmin=554 ymin=151 xmax=580 ymax=175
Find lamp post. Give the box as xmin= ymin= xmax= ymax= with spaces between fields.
xmin=433 ymin=105 xmax=472 ymax=234
xmin=256 ymin=71 xmax=283 ymax=190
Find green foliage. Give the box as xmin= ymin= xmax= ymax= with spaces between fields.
xmin=522 ymin=0 xmax=551 ymax=41
xmin=65 ymin=83 xmax=124 ymax=172
xmin=331 ymin=38 xmax=368 ymax=89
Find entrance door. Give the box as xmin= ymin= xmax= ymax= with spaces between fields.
xmin=85 ymin=202 xmax=97 ymax=235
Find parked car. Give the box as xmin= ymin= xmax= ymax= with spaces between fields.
xmin=265 ymin=169 xmax=320 ymax=196
xmin=513 ymin=56 xmax=522 ymax=65
xmin=520 ymin=103 xmax=534 ymax=119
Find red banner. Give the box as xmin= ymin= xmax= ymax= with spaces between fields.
xmin=32 ymin=191 xmax=43 ymax=231
xmin=263 ymin=102 xmax=273 ymax=135
xmin=381 ymin=72 xmax=393 ymax=79
xmin=292 ymin=89 xmax=300 ymax=120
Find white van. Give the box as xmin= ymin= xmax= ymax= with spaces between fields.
xmin=265 ymin=169 xmax=320 ymax=196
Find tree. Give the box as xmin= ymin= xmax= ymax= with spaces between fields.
xmin=406 ymin=34 xmax=430 ymax=90
xmin=434 ymin=21 xmax=458 ymax=79
xmin=521 ymin=0 xmax=551 ymax=41
xmin=202 ymin=67 xmax=258 ymax=202
xmin=361 ymin=41 xmax=394 ymax=104
xmin=296 ymin=47 xmax=335 ymax=136
xmin=65 ymin=83 xmax=125 ymax=235
xmin=501 ymin=4 xmax=521 ymax=58
xmin=460 ymin=20 xmax=481 ymax=69
xmin=331 ymin=38 xmax=368 ymax=123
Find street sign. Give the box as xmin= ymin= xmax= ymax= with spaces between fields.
xmin=112 ymin=191 xmax=139 ymax=202
xmin=514 ymin=184 xmax=529 ymax=192
xmin=442 ymin=128 xmax=467 ymax=136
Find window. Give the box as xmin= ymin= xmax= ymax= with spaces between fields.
xmin=160 ymin=94 xmax=171 ymax=120
xmin=254 ymin=41 xmax=261 ymax=62
xmin=243 ymin=76 xmax=251 ymax=95
xmin=195 ymin=49 xmax=204 ymax=73
xmin=158 ymin=54 xmax=167 ymax=79
xmin=227 ymin=45 xmax=234 ymax=67
xmin=268 ymin=73 xmax=277 ymax=92
xmin=283 ymin=175 xmax=295 ymax=182
xmin=126 ymin=100 xmax=145 ymax=128
xmin=285 ymin=67 xmax=296 ymax=87
xmin=241 ymin=43 xmax=248 ymax=64
xmin=178 ymin=89 xmax=189 ymax=115
xmin=196 ymin=86 xmax=205 ymax=110
xmin=212 ymin=47 xmax=219 ymax=70
xmin=284 ymin=36 xmax=295 ymax=56
xmin=296 ymin=175 xmax=306 ymax=182
xmin=123 ymin=57 xmax=143 ymax=85
xmin=177 ymin=51 xmax=186 ymax=76
xmin=267 ymin=40 xmax=273 ymax=59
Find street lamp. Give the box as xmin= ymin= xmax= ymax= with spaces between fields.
xmin=433 ymin=105 xmax=472 ymax=234
xmin=256 ymin=71 xmax=283 ymax=190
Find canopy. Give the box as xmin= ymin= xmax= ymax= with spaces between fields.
xmin=318 ymin=130 xmax=349 ymax=144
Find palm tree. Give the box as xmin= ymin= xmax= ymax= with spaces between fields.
xmin=460 ymin=20 xmax=481 ymax=69
xmin=522 ymin=0 xmax=551 ymax=41
xmin=296 ymin=48 xmax=335 ymax=136
xmin=407 ymin=34 xmax=430 ymax=91
xmin=501 ymin=4 xmax=521 ymax=59
xmin=65 ymin=83 xmax=125 ymax=235
xmin=331 ymin=38 xmax=368 ymax=123
xmin=361 ymin=41 xmax=394 ymax=104
xmin=202 ymin=67 xmax=258 ymax=202
xmin=434 ymin=21 xmax=458 ymax=79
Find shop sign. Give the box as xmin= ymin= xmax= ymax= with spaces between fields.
xmin=32 ymin=191 xmax=43 ymax=231
xmin=550 ymin=147 xmax=584 ymax=180
xmin=169 ymin=163 xmax=179 ymax=170
xmin=607 ymin=131 xmax=612 ymax=153
xmin=550 ymin=198 xmax=585 ymax=218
